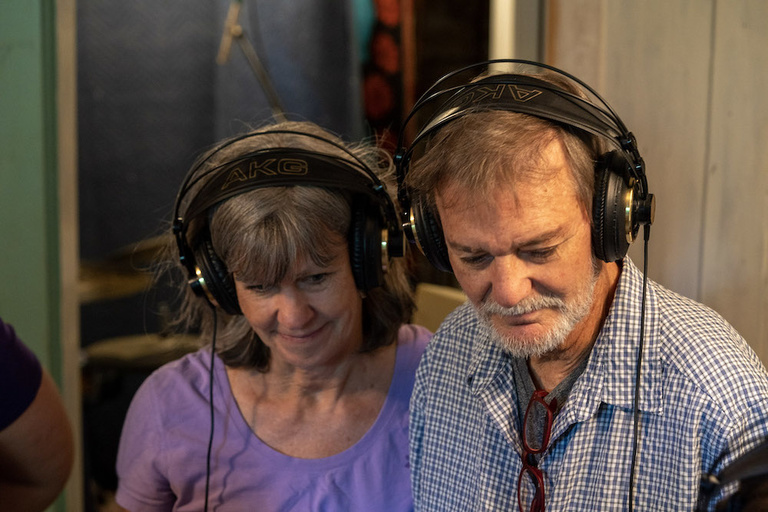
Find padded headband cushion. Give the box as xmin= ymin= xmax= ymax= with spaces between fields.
xmin=183 ymin=151 xmax=385 ymax=223
xmin=409 ymin=74 xmax=626 ymax=159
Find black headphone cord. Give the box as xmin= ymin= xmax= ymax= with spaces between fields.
xmin=628 ymin=223 xmax=651 ymax=511
xmin=204 ymin=305 xmax=217 ymax=512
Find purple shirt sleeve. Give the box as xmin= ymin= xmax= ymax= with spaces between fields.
xmin=0 ymin=317 xmax=43 ymax=430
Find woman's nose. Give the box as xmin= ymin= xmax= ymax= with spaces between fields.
xmin=275 ymin=289 xmax=314 ymax=329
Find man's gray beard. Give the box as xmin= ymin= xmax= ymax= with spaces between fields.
xmin=475 ymin=270 xmax=598 ymax=358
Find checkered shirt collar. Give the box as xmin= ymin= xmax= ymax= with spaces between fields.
xmin=464 ymin=258 xmax=663 ymax=421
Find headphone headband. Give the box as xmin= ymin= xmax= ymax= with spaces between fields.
xmin=183 ymin=149 xmax=389 ymax=222
xmin=415 ymin=76 xmax=621 ymax=149
xmin=174 ymin=129 xmax=404 ymax=261
xmin=397 ymin=60 xmax=647 ymax=199
xmin=177 ymin=130 xmax=390 ymax=220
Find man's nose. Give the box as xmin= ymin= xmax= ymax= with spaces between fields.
xmin=489 ymin=256 xmax=532 ymax=308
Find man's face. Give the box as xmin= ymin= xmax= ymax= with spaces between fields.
xmin=435 ymin=140 xmax=601 ymax=358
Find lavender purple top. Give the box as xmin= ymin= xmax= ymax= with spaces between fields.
xmin=0 ymin=317 xmax=42 ymax=430
xmin=116 ymin=324 xmax=431 ymax=511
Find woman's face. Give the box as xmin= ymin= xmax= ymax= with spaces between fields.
xmin=233 ymin=242 xmax=364 ymax=371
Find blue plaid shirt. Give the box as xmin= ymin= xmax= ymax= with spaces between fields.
xmin=410 ymin=258 xmax=768 ymax=511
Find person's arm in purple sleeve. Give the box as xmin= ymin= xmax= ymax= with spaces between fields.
xmin=0 ymin=319 xmax=74 ymax=512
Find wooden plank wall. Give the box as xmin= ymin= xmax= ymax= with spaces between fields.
xmin=701 ymin=1 xmax=768 ymax=365
xmin=545 ymin=0 xmax=767 ymax=364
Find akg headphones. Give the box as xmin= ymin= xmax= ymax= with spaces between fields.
xmin=395 ymin=59 xmax=655 ymax=271
xmin=172 ymin=129 xmax=404 ymax=315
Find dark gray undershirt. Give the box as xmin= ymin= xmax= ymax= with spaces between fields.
xmin=511 ymin=353 xmax=589 ymax=464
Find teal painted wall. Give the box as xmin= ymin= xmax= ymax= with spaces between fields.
xmin=0 ymin=2 xmax=60 ymax=369
xmin=0 ymin=1 xmax=65 ymax=511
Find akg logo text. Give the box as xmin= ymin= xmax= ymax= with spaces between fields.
xmin=221 ymin=158 xmax=309 ymax=190
xmin=450 ymin=83 xmax=542 ymax=109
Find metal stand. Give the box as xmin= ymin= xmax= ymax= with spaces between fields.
xmin=217 ymin=1 xmax=286 ymax=122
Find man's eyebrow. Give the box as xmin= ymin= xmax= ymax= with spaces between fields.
xmin=446 ymin=227 xmax=567 ymax=253
xmin=445 ymin=240 xmax=479 ymax=253
xmin=517 ymin=228 xmax=567 ymax=248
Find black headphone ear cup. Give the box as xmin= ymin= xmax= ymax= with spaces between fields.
xmin=412 ymin=195 xmax=452 ymax=273
xmin=349 ymin=201 xmax=384 ymax=291
xmin=593 ymin=152 xmax=631 ymax=263
xmin=194 ymin=236 xmax=242 ymax=315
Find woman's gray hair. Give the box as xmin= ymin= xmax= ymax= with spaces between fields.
xmin=163 ymin=121 xmax=414 ymax=370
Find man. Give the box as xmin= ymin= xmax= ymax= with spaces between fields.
xmin=398 ymin=61 xmax=768 ymax=511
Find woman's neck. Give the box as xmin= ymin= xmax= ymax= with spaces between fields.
xmin=225 ymin=342 xmax=397 ymax=458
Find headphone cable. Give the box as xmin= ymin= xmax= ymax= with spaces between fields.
xmin=204 ymin=306 xmax=217 ymax=512
xmin=628 ymin=223 xmax=651 ymax=511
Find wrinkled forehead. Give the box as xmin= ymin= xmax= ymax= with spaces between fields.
xmin=434 ymin=135 xmax=580 ymax=204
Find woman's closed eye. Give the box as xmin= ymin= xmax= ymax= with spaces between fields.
xmin=245 ymin=283 xmax=276 ymax=295
xmin=301 ymin=272 xmax=332 ymax=287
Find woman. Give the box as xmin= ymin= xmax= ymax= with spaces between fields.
xmin=115 ymin=121 xmax=431 ymax=511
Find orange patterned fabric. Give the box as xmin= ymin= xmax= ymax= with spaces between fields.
xmin=363 ymin=0 xmax=414 ymax=153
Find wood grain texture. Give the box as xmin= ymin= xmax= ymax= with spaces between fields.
xmin=700 ymin=0 xmax=768 ymax=362
xmin=546 ymin=0 xmax=767 ymax=363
